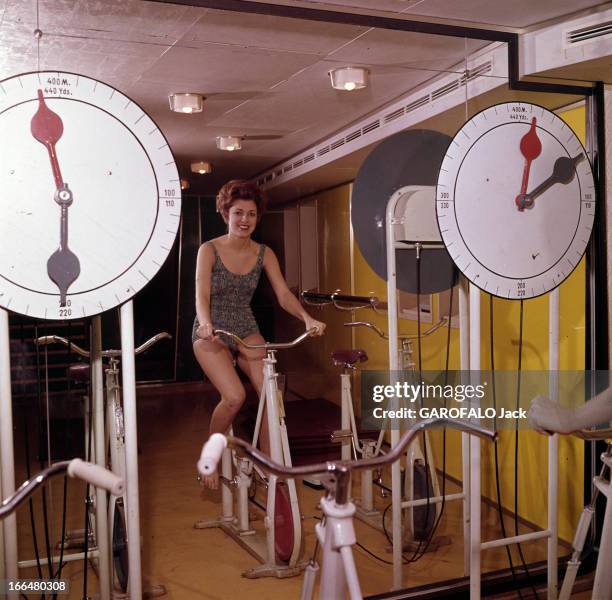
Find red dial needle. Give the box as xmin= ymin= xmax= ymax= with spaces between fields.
xmin=30 ymin=90 xmax=80 ymax=306
xmin=31 ymin=89 xmax=65 ymax=189
xmin=515 ymin=117 xmax=542 ymax=211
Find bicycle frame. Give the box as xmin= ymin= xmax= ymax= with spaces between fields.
xmin=33 ymin=329 xmax=170 ymax=596
xmin=195 ymin=329 xmax=315 ymax=578
xmin=199 ymin=417 xmax=496 ymax=600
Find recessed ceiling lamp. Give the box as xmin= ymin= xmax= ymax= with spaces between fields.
xmin=216 ymin=135 xmax=242 ymax=152
xmin=168 ymin=93 xmax=204 ymax=113
xmin=190 ymin=161 xmax=212 ymax=174
xmin=328 ymin=67 xmax=369 ymax=91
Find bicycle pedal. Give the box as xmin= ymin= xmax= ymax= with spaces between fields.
xmin=302 ymin=477 xmax=324 ymax=490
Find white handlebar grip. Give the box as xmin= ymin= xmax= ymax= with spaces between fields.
xmin=198 ymin=433 xmax=227 ymax=476
xmin=67 ymin=459 xmax=125 ymax=496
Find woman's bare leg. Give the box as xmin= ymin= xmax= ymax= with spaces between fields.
xmin=194 ymin=338 xmax=245 ymax=488
xmin=236 ymin=333 xmax=270 ymax=455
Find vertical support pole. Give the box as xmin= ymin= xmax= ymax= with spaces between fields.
xmin=468 ymin=284 xmax=481 ymax=599
xmin=120 ymin=301 xmax=142 ymax=600
xmin=0 ymin=308 xmax=18 ymax=581
xmin=591 ymin=472 xmax=612 ymax=599
xmin=341 ymin=373 xmax=351 ymax=462
xmin=459 ymin=276 xmax=471 ymax=576
xmin=386 ymin=198 xmax=402 ymax=589
xmin=91 ymin=316 xmax=111 ymax=599
xmin=547 ymin=289 xmax=560 ymax=599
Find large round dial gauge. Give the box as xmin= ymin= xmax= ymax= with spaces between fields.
xmin=436 ymin=101 xmax=596 ymax=300
xmin=0 ymin=71 xmax=181 ymax=320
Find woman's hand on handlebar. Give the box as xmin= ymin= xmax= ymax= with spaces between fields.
xmin=196 ymin=322 xmax=216 ymax=342
xmin=304 ymin=316 xmax=326 ymax=336
xmin=528 ymin=395 xmax=577 ymax=435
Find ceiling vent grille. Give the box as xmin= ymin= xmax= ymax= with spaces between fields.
xmin=565 ymin=20 xmax=612 ymax=46
xmin=256 ymin=58 xmax=493 ymax=188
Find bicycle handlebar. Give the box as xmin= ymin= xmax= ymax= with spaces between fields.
xmin=212 ymin=328 xmax=317 ymax=351
xmin=1 ymin=459 xmax=124 ymax=520
xmin=344 ymin=318 xmax=449 ymax=341
xmin=34 ymin=332 xmax=172 ymax=358
xmin=198 ymin=418 xmax=496 ymax=482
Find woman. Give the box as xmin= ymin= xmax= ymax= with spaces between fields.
xmin=193 ymin=179 xmax=326 ymax=488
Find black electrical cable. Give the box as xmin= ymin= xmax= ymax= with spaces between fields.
xmin=489 ymin=296 xmax=523 ymax=599
xmin=52 ymin=475 xmax=68 ymax=600
xmin=407 ymin=280 xmax=455 ymax=562
xmin=54 ymin=320 xmax=74 ymax=591
xmin=81 ymin=324 xmax=94 ymax=600
xmin=37 ymin=320 xmax=54 ymax=583
xmin=402 ymin=246 xmax=429 ymax=562
xmin=23 ymin=321 xmax=45 ymax=584
xmin=514 ymin=301 xmax=540 ymax=599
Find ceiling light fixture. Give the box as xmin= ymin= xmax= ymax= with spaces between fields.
xmin=168 ymin=93 xmax=204 ymax=114
xmin=216 ymin=135 xmax=242 ymax=152
xmin=328 ymin=67 xmax=369 ymax=91
xmin=190 ymin=161 xmax=212 ymax=174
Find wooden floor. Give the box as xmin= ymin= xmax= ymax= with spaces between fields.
xmin=13 ymin=382 xmax=593 ymax=599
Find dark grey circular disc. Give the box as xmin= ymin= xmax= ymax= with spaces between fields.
xmin=351 ymin=129 xmax=457 ymax=294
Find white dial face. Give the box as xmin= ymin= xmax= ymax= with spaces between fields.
xmin=0 ymin=71 xmax=181 ymax=319
xmin=436 ymin=101 xmax=596 ymax=300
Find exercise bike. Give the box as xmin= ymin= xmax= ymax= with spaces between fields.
xmin=195 ymin=328 xmax=316 ymax=578
xmin=35 ymin=331 xmax=171 ymax=596
xmin=198 ymin=418 xmax=496 ymax=599
xmin=2 ymin=459 xmax=123 ymax=597
xmin=334 ymin=319 xmax=447 ymax=545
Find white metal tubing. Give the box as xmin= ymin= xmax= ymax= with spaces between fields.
xmin=459 ymin=276 xmax=471 ymax=576
xmin=386 ymin=196 xmax=403 ymax=589
xmin=481 ymin=529 xmax=551 ymax=550
xmin=340 ymin=545 xmax=363 ymax=600
xmin=317 ymin=520 xmax=345 ymax=600
xmin=591 ymin=476 xmax=612 ymax=599
xmin=91 ymin=316 xmax=111 ymax=599
xmin=548 ymin=289 xmax=560 ymax=599
xmin=468 ymin=283 xmax=481 ymax=599
xmin=402 ymin=492 xmax=464 ymax=507
xmin=263 ymin=357 xmax=283 ymax=463
xmin=0 ymin=308 xmax=17 ymax=581
xmin=278 ymin=412 xmax=302 ymax=566
xmin=221 ymin=446 xmax=233 ymax=520
xmin=120 ymin=301 xmax=142 ymax=600
xmin=237 ymin=471 xmax=250 ymax=532
xmin=18 ymin=549 xmax=100 ymax=568
xmin=265 ymin=475 xmax=277 ymax=566
xmin=341 ymin=373 xmax=351 ymax=462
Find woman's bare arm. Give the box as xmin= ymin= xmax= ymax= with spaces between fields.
xmin=529 ymin=389 xmax=612 ymax=434
xmin=195 ymin=243 xmax=216 ymax=339
xmin=263 ymin=246 xmax=325 ymax=334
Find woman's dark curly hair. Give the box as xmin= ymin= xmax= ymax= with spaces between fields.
xmin=216 ymin=180 xmax=268 ymax=223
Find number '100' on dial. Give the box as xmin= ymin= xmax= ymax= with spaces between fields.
xmin=436 ymin=101 xmax=596 ymax=300
xmin=0 ymin=71 xmax=181 ymax=320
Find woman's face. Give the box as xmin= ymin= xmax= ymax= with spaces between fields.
xmin=227 ymin=199 xmax=258 ymax=238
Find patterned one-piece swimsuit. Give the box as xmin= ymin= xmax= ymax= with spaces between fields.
xmin=192 ymin=242 xmax=265 ymax=350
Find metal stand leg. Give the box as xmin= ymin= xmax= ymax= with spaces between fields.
xmin=91 ymin=317 xmax=111 ymax=599
xmin=0 ymin=308 xmax=18 ymax=582
xmin=592 ymin=452 xmax=612 ymax=600
xmin=120 ymin=302 xmax=142 ymax=600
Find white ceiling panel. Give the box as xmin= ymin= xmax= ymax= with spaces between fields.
xmin=178 ymin=9 xmax=367 ymax=54
xmin=137 ymin=42 xmax=320 ymax=90
xmin=0 ymin=0 xmax=609 ymax=195
xmin=327 ymin=28 xmax=487 ymax=70
xmin=259 ymin=0 xmax=608 ymax=28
